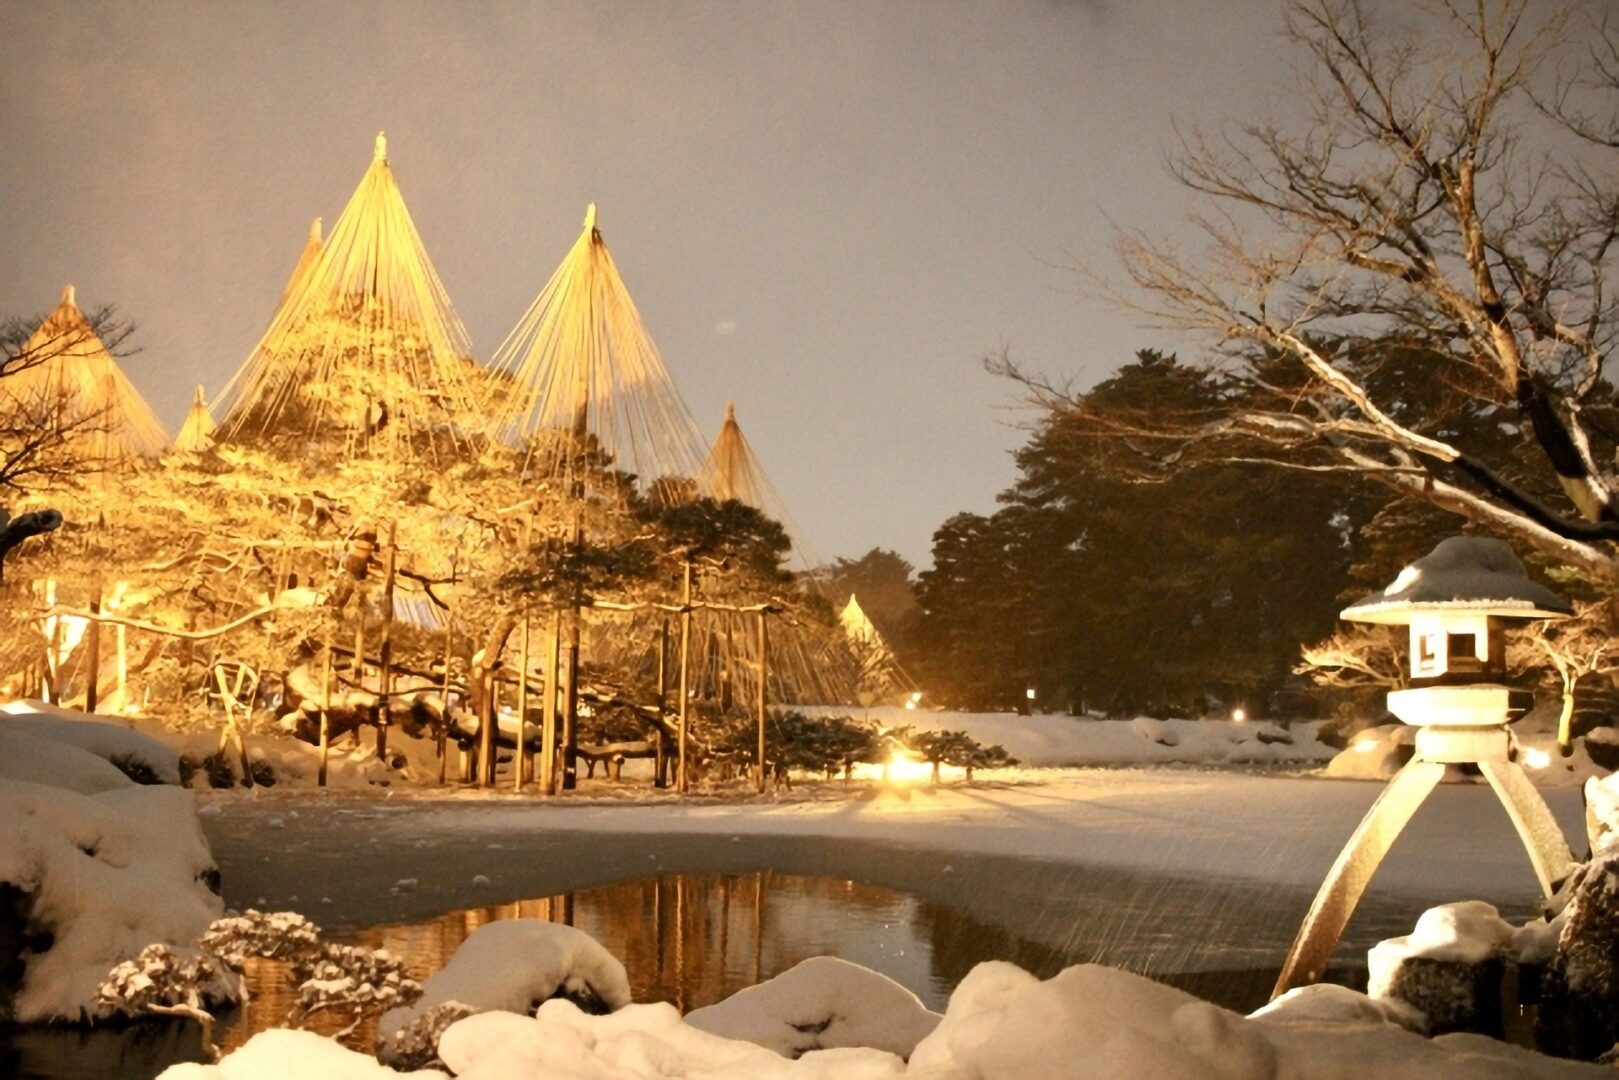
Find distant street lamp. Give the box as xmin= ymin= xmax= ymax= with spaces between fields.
xmin=1271 ymin=536 xmax=1579 ymax=998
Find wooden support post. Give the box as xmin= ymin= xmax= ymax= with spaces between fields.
xmin=756 ymin=610 xmax=768 ymax=795
xmin=677 ymin=561 xmax=692 ymax=795
xmin=515 ymin=613 xmax=531 ymax=791
xmin=438 ymin=610 xmax=453 ymax=786
xmin=479 ymin=669 xmax=497 ymax=788
xmin=116 ymin=618 xmax=128 ymax=722
xmin=45 ymin=578 xmax=61 ymax=704
xmin=562 ymin=605 xmax=580 ymax=790
xmin=375 ymin=522 xmax=397 ymax=763
xmin=655 ymin=617 xmax=669 ymax=789
xmin=85 ymin=580 xmax=102 ymax=712
xmin=318 ymin=630 xmax=333 ymax=787
xmin=541 ymin=611 xmax=560 ymax=795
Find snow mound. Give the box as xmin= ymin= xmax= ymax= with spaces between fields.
xmin=2 ymin=700 xmax=181 ymax=785
xmin=158 ymin=1027 xmax=446 ymax=1078
xmin=438 ymin=1002 xmax=905 ymax=1079
xmin=377 ymin=919 xmax=630 ymax=1065
xmin=685 ymin=955 xmax=940 ymax=1059
xmin=0 ymin=779 xmax=222 ymax=1021
xmin=908 ymin=961 xmax=1275 ymax=1079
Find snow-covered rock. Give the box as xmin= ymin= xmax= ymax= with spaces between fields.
xmin=0 ymin=778 xmax=222 ymax=1021
xmin=1538 ymin=854 xmax=1619 ymax=1060
xmin=1367 ymin=901 xmax=1515 ymax=1036
xmin=1 ymin=699 xmax=182 ymax=784
xmin=376 ymin=919 xmax=630 ymax=1068
xmin=684 ymin=955 xmax=940 ymax=1059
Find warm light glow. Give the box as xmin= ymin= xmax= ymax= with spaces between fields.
xmin=1524 ymin=747 xmax=1551 ymax=769
xmin=1231 ymin=708 xmax=1247 ymax=724
xmin=885 ymin=752 xmax=935 ymax=784
xmin=910 ymin=691 xmax=923 ymax=703
xmin=1353 ymin=738 xmax=1379 ymax=753
xmin=1025 ymin=688 xmax=1036 ymax=700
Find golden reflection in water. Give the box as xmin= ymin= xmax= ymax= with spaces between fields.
xmin=217 ymin=871 xmax=934 ymax=1055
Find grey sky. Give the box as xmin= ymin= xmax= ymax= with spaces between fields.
xmin=1 ymin=0 xmax=1292 ymax=568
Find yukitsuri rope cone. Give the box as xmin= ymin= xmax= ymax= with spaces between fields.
xmin=483 ymin=203 xmax=711 ymax=493
xmin=214 ymin=133 xmax=484 ymax=464
xmin=171 ymin=386 xmax=216 ymax=454
xmin=9 ymin=284 xmax=169 ymax=462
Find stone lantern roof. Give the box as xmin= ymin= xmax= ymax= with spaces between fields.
xmin=1342 ymin=536 xmax=1572 ymax=625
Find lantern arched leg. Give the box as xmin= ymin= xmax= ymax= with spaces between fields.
xmin=1478 ymin=760 xmax=1578 ymax=897
xmin=1272 ymin=759 xmax=1446 ymax=999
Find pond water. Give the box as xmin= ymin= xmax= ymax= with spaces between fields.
xmin=7 ymin=869 xmax=1107 ymax=1079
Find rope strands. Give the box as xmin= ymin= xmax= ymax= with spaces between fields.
xmin=9 ymin=284 xmax=169 ymax=461
xmin=483 ymin=203 xmax=711 ymax=492
xmin=214 ymin=133 xmax=484 ymax=462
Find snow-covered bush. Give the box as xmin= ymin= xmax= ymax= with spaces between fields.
xmin=293 ymin=942 xmax=420 ymax=1028
xmin=199 ymin=909 xmax=322 ymax=965
xmin=96 ymin=944 xmax=241 ymax=1059
xmin=376 ymin=919 xmax=630 ymax=1069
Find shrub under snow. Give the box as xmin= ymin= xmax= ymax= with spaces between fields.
xmin=376 ymin=919 xmax=630 ymax=1069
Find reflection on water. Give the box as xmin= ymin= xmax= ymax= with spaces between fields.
xmin=222 ymin=871 xmax=1027 ymax=1056
xmin=3 ymin=869 xmax=1305 ymax=1078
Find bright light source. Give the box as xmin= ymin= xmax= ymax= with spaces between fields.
xmin=910 ymin=691 xmax=923 ymax=703
xmin=1025 ymin=688 xmax=1036 ymax=700
xmin=904 ymin=699 xmax=917 ymax=710
xmin=885 ymin=752 xmax=934 ymax=784
xmin=1231 ymin=708 xmax=1247 ymax=724
xmin=1525 ymin=747 xmax=1551 ymax=769
xmin=1353 ymin=739 xmax=1379 ymax=753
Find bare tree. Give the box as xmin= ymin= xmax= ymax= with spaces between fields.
xmin=1019 ymin=0 xmax=1619 ymax=583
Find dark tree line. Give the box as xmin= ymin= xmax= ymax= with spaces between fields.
xmin=909 ymin=351 xmax=1390 ymax=716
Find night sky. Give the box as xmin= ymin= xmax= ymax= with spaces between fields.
xmin=2 ymin=0 xmax=1296 ymax=567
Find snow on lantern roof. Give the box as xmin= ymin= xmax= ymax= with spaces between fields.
xmin=1342 ymin=536 xmax=1572 ymax=625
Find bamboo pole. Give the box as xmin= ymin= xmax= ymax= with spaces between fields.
xmin=541 ymin=610 xmax=560 ymax=795
xmin=677 ymin=561 xmax=692 ymax=794
xmin=756 ymin=610 xmax=768 ymax=795
xmin=376 ymin=522 xmax=397 ymax=762
xmin=318 ymin=629 xmax=333 ymax=787
xmin=515 ymin=612 xmax=531 ymax=791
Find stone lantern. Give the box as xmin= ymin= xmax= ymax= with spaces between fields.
xmin=1271 ymin=536 xmax=1579 ymax=998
